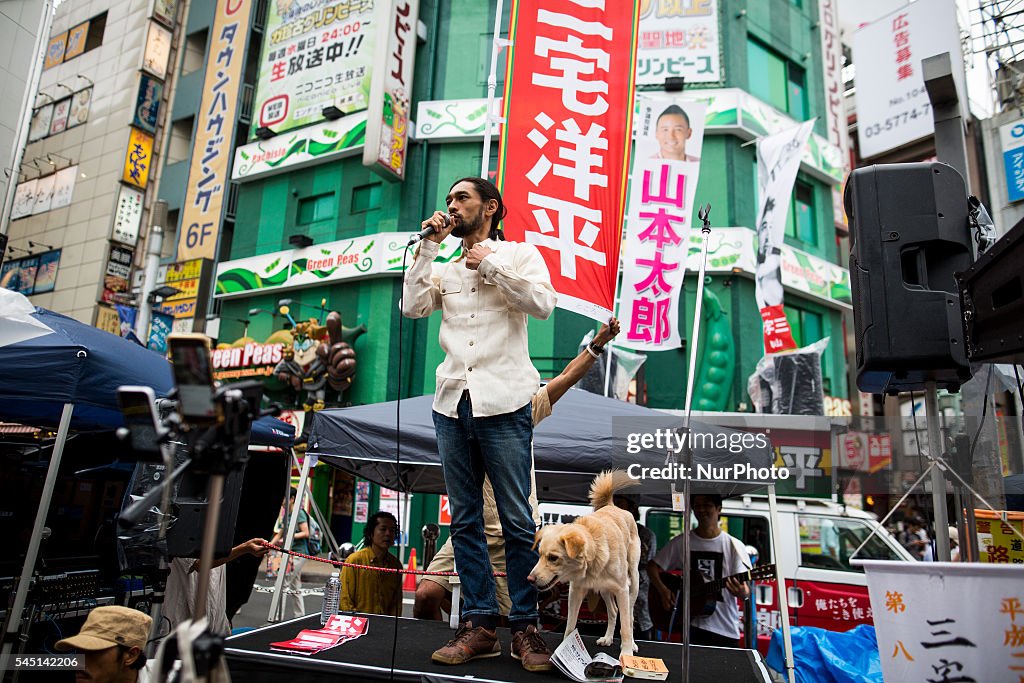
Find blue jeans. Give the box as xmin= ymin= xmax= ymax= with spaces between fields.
xmin=432 ymin=394 xmax=538 ymax=625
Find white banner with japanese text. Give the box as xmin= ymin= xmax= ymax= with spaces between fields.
xmin=498 ymin=0 xmax=642 ymax=321
xmin=755 ymin=120 xmax=814 ymax=352
xmin=636 ymin=0 xmax=719 ymax=86
xmin=851 ymin=0 xmax=965 ymax=159
xmin=178 ymin=0 xmax=252 ymax=261
xmin=861 ymin=560 xmax=1024 ymax=683
xmin=619 ymin=97 xmax=706 ymax=351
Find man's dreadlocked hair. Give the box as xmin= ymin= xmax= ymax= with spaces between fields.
xmin=449 ymin=177 xmax=508 ymax=241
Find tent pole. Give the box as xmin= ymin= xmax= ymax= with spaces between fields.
xmin=299 ymin=453 xmax=341 ymax=559
xmin=768 ymin=485 xmax=796 ymax=683
xmin=0 ymin=403 xmax=74 ymax=671
xmin=268 ymin=452 xmax=315 ymax=622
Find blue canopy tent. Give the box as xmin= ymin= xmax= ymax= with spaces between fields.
xmin=0 ymin=290 xmax=294 ymax=663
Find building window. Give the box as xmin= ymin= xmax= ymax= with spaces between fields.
xmin=182 ymin=30 xmax=208 ymax=76
xmin=790 ymin=180 xmax=817 ymax=245
xmin=166 ymin=117 xmax=195 ymax=165
xmin=84 ymin=12 xmax=107 ymax=53
xmin=351 ymin=184 xmax=381 ymax=213
xmin=298 ymin=193 xmax=336 ymax=224
xmin=787 ymin=64 xmax=808 ymax=121
xmin=747 ymin=38 xmax=808 ymax=119
xmin=747 ymin=39 xmax=787 ymax=112
xmin=783 ymin=304 xmax=823 ymax=348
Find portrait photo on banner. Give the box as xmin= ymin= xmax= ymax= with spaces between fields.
xmin=634 ymin=96 xmax=708 ymax=164
xmin=618 ymin=97 xmax=708 ymax=352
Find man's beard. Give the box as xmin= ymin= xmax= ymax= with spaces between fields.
xmin=452 ymin=209 xmax=485 ymax=238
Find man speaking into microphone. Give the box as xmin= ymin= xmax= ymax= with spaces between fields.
xmin=402 ymin=177 xmax=557 ymax=672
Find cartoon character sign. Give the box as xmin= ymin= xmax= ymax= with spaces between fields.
xmin=273 ymin=310 xmax=364 ymax=411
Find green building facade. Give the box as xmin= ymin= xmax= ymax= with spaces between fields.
xmin=159 ymin=0 xmax=850 ymax=555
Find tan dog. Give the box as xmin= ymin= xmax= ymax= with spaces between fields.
xmin=528 ymin=470 xmax=641 ymax=657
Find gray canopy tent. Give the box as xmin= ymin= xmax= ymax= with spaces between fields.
xmin=305 ymin=388 xmax=778 ymax=504
xmin=305 ymin=387 xmax=796 ymax=681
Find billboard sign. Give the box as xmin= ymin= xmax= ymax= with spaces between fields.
xmin=178 ymin=0 xmax=252 ymax=261
xmin=251 ymin=1 xmax=381 ymax=136
xmin=363 ymin=0 xmax=420 ymax=181
xmin=1000 ymin=119 xmax=1024 ymax=203
xmin=635 ymin=0 xmax=719 ymax=85
xmin=852 ymin=0 xmax=965 ymax=158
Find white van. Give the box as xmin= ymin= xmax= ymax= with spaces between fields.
xmin=539 ymin=497 xmax=914 ymax=653
xmin=643 ymin=497 xmax=914 ymax=652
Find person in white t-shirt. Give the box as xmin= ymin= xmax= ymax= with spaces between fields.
xmin=648 ymin=494 xmax=751 ymax=647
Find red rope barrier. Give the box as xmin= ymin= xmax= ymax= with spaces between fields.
xmin=260 ymin=540 xmax=508 ymax=578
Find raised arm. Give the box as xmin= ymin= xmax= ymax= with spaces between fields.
xmin=476 ymin=243 xmax=556 ymax=320
xmin=545 ymin=318 xmax=620 ymax=405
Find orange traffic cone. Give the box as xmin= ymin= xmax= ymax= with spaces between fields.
xmin=403 ymin=548 xmax=418 ymax=592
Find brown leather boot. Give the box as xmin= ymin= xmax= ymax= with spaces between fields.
xmin=511 ymin=624 xmax=554 ymax=672
xmin=431 ymin=621 xmax=500 ymax=665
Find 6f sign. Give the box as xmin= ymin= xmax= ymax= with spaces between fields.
xmin=177 ymin=0 xmax=251 ymax=260
xmin=187 ymin=222 xmax=214 ymax=249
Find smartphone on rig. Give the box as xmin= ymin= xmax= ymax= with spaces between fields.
xmin=167 ymin=333 xmax=220 ymax=427
xmin=117 ymin=385 xmax=161 ymax=457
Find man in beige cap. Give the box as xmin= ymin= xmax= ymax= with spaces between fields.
xmin=56 ymin=605 xmax=151 ymax=683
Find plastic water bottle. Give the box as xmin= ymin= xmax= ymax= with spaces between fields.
xmin=321 ymin=571 xmax=340 ymax=625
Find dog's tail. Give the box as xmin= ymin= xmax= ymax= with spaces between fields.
xmin=589 ymin=469 xmax=639 ymax=510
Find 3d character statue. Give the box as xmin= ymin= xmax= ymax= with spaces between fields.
xmin=274 ymin=311 xmax=366 ymax=411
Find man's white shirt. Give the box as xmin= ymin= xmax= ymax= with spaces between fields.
xmin=401 ymin=237 xmax=556 ymax=418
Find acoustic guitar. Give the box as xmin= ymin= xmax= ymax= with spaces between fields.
xmin=648 ymin=564 xmax=776 ymax=632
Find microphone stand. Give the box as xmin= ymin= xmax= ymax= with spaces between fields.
xmin=679 ymin=204 xmax=713 ymax=683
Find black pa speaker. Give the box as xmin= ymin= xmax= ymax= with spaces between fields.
xmin=958 ymin=213 xmax=1024 ymax=364
xmin=845 ymin=162 xmax=974 ymax=394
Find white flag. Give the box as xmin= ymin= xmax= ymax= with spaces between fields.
xmin=862 ymin=559 xmax=1024 ymax=682
xmin=754 ymin=120 xmax=815 ymax=311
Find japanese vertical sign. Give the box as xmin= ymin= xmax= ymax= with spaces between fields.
xmin=178 ymin=0 xmax=252 ymax=261
xmin=817 ymin=0 xmax=849 ymax=229
xmin=635 ymin=0 xmax=719 ymax=86
xmin=498 ymin=0 xmax=642 ymax=321
xmin=122 ymin=128 xmax=155 ymax=189
xmin=363 ymin=0 xmax=420 ymax=181
xmin=1000 ymin=119 xmax=1024 ymax=203
xmin=755 ymin=121 xmax=813 ymax=353
xmin=251 ymin=0 xmax=380 ymax=135
xmin=619 ymin=97 xmax=706 ymax=351
xmin=862 ymin=560 xmax=1024 ymax=682
xmin=851 ymin=0 xmax=965 ymax=159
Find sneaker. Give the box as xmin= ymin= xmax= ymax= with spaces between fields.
xmin=431 ymin=621 xmax=500 ymax=665
xmin=511 ymin=624 xmax=554 ymax=672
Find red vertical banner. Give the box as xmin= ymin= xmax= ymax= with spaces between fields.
xmin=760 ymin=304 xmax=797 ymax=353
xmin=497 ymin=0 xmax=641 ymax=321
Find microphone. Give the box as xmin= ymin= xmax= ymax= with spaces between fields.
xmin=408 ymin=214 xmax=453 ymax=245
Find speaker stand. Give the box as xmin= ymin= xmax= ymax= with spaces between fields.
xmin=924 ymin=382 xmax=952 ymax=561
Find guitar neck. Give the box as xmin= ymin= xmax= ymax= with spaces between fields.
xmin=701 ymin=565 xmax=772 ymax=594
